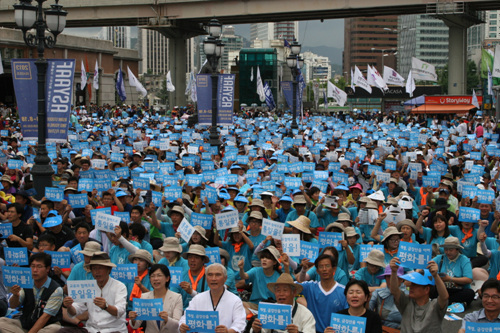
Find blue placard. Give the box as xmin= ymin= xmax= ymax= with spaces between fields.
xmin=163 ymin=186 xmax=182 ymax=202
xmin=205 ymin=246 xmax=221 ymax=264
xmin=258 ymin=302 xmax=292 ymax=330
xmin=470 ymin=151 xmax=482 ymax=160
xmin=114 ymin=211 xmax=131 ymax=224
xmin=185 ymin=310 xmax=219 ymax=333
xmin=152 ymin=191 xmax=162 ymax=207
xmin=4 ymin=247 xmax=29 ymax=266
xmin=359 ymin=244 xmax=384 ymax=263
xmin=314 ymin=171 xmax=329 ymax=181
xmin=78 ymin=178 xmax=94 ymax=192
xmin=190 ymin=213 xmax=213 ymax=229
xmin=477 ymin=189 xmax=495 ymax=204
xmin=70 ymin=243 xmax=84 ymax=264
xmin=462 ymin=185 xmax=478 ymax=199
xmin=169 ymin=267 xmax=183 ymax=287
xmin=90 ymin=207 xmax=112 ymax=225
xmin=68 ymin=193 xmax=89 ymax=209
xmin=45 ymin=251 xmax=71 ymax=268
xmin=318 ymin=232 xmax=343 ymax=251
xmin=300 ymin=241 xmax=320 ymax=262
xmin=3 ymin=267 xmax=33 ymax=288
xmin=458 ymin=207 xmax=481 ymax=223
xmin=385 ymin=160 xmax=397 ymax=171
xmin=111 ymin=264 xmax=138 ymax=283
xmin=330 ymin=313 xmax=366 ymax=333
xmin=0 ymin=223 xmax=13 ymax=238
xmin=115 ymin=166 xmax=130 ymax=179
xmin=7 ymin=159 xmax=23 ymax=170
xmin=331 ymin=171 xmax=349 ymax=185
xmin=284 ymin=177 xmax=302 ymax=190
xmin=396 ymin=241 xmax=432 ymax=270
xmin=200 ymin=187 xmax=218 ymax=204
xmin=422 ymin=176 xmax=440 ymax=188
xmin=133 ymin=177 xmax=150 ymax=190
xmin=465 ymin=321 xmax=500 ymax=332
xmin=45 ymin=187 xmax=64 ymax=202
xmin=311 ymin=180 xmax=328 ymax=193
xmin=133 ymin=298 xmax=163 ymax=321
xmin=227 ymin=174 xmax=238 ymax=185
xmin=186 ymin=174 xmax=203 ymax=187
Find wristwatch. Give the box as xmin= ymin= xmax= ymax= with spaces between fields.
xmin=103 ymin=302 xmax=108 ymax=310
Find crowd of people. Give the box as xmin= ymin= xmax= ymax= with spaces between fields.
xmin=0 ymin=105 xmax=499 ymax=333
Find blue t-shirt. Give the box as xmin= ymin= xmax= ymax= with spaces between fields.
xmin=285 ymin=210 xmax=320 ymax=229
xmin=449 ymin=225 xmax=478 ymax=258
xmin=140 ymin=240 xmax=153 ymax=255
xmin=422 ymin=227 xmax=449 ymax=253
xmin=248 ymin=233 xmax=267 ymax=263
xmin=171 ymin=269 xmax=209 ymax=309
xmin=299 ymin=280 xmax=348 ymax=332
xmin=225 ymin=267 xmax=238 ymax=295
xmin=354 ymin=267 xmax=385 ymax=287
xmin=432 ymin=254 xmax=473 ymax=289
xmin=158 ymin=256 xmax=189 ymax=271
xmin=306 ymin=266 xmax=349 ymax=286
xmin=109 ymin=240 xmax=141 ymax=265
xmin=244 ymin=267 xmax=280 ymax=303
xmin=487 ymin=250 xmax=500 ymax=279
xmin=126 ymin=273 xmax=152 ymax=310
xmin=277 ymin=208 xmax=296 ymax=223
xmin=222 ymin=241 xmax=253 ymax=273
xmin=160 ymin=222 xmax=176 ymax=238
xmin=67 ymin=261 xmax=93 ymax=281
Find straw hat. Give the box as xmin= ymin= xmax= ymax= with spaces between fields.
xmin=79 ymin=241 xmax=103 ymax=256
xmin=0 ymin=175 xmax=13 ymax=184
xmin=384 ymin=198 xmax=398 ymax=206
xmin=258 ymin=245 xmax=281 ymax=262
xmin=293 ymin=195 xmax=307 ymax=205
xmin=168 ymin=205 xmax=185 ymax=217
xmin=344 ymin=227 xmax=359 ymax=238
xmin=128 ymin=249 xmax=153 ymax=266
xmin=325 ymin=222 xmax=345 ymax=233
xmin=193 ymin=225 xmax=209 ymax=241
xmin=159 ymin=237 xmax=182 ymax=253
xmin=397 ymin=219 xmax=417 ymax=233
xmin=364 ymin=249 xmax=386 ymax=268
xmin=249 ymin=198 xmax=265 ymax=209
xmin=381 ymin=226 xmax=403 ymax=243
xmin=249 ymin=211 xmax=263 ymax=220
xmin=439 ymin=236 xmax=464 ymax=250
xmin=358 ymin=197 xmax=372 ymax=204
xmin=220 ymin=248 xmax=230 ymax=263
xmin=267 ymin=273 xmax=303 ymax=294
xmin=181 ymin=244 xmax=210 ymax=263
xmin=336 ymin=213 xmax=352 ymax=225
xmin=288 ymin=216 xmax=311 ymax=234
xmin=86 ymin=252 xmax=116 ymax=268
xmin=365 ymin=201 xmax=379 ymax=210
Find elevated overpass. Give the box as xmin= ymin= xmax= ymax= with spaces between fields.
xmin=0 ymin=0 xmax=499 ymax=105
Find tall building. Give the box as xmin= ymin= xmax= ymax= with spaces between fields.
xmin=302 ymin=51 xmax=331 ymax=83
xmin=98 ymin=27 xmax=132 ymax=49
xmin=486 ymin=10 xmax=500 ymax=39
xmin=250 ymin=22 xmax=299 ymax=42
xmin=220 ymin=26 xmax=244 ymax=73
xmin=343 ymin=16 xmax=398 ymax=77
xmin=139 ymin=29 xmax=169 ymax=75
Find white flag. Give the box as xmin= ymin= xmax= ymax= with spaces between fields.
xmin=127 ymin=66 xmax=147 ymax=97
xmin=354 ymin=65 xmax=372 ymax=94
xmin=190 ymin=72 xmax=197 ymax=102
xmin=383 ymin=66 xmax=405 ymax=87
xmin=0 ymin=52 xmax=3 ymax=75
xmin=166 ymin=71 xmax=175 ymax=92
xmin=350 ymin=67 xmax=355 ymax=92
xmin=406 ymin=70 xmax=416 ymax=97
xmin=80 ymin=60 xmax=87 ymax=90
xmin=368 ymin=65 xmax=388 ymax=91
xmin=472 ymin=89 xmax=480 ymax=109
xmin=185 ymin=72 xmax=192 ymax=96
xmin=327 ymin=81 xmax=347 ymax=107
xmin=92 ymin=60 xmax=99 ymax=90
xmin=256 ymin=66 xmax=266 ymax=102
xmin=488 ymin=64 xmax=494 ymax=96
xmin=411 ymin=57 xmax=437 ymax=82
xmin=250 ymin=67 xmax=254 ymax=82
xmin=493 ymin=45 xmax=500 ymax=78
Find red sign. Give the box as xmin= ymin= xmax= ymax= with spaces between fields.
xmin=425 ymin=95 xmax=483 ymax=105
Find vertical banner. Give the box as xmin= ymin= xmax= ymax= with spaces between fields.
xmin=196 ymin=74 xmax=235 ymax=126
xmin=281 ymin=81 xmax=300 ymax=110
xmin=12 ymin=59 xmax=75 ymax=143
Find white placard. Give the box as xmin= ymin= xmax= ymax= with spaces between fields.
xmin=159 ymin=140 xmax=170 ymax=151
xmin=376 ymin=172 xmax=391 ymax=183
xmin=383 ymin=206 xmax=406 ymax=225
xmin=408 ymin=162 xmax=422 ymax=173
xmin=95 ymin=213 xmax=121 ymax=232
xmin=357 ymin=208 xmax=379 ymax=225
xmin=410 ymin=171 xmax=418 ymax=180
xmin=67 ymin=280 xmax=99 ymax=302
xmin=91 ymin=159 xmax=106 ymax=170
xmin=262 ymin=218 xmax=285 ymax=240
xmin=465 ymin=160 xmax=474 ymax=171
xmin=187 ymin=145 xmax=199 ymax=155
xmin=323 ymin=196 xmax=339 ymax=209
xmin=133 ymin=141 xmax=144 ymax=152
xmin=215 ymin=210 xmax=239 ymax=230
xmin=178 ymin=218 xmax=195 ymax=243
xmin=282 ymin=234 xmax=300 ymax=256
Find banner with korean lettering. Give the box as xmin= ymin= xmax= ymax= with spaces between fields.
xmin=3 ymin=267 xmax=33 ymax=288
xmin=133 ymin=298 xmax=162 ymax=320
xmin=185 ymin=310 xmax=219 ymax=333
xmin=67 ymin=280 xmax=99 ymax=302
xmin=258 ymin=302 xmax=292 ymax=330
xmin=197 ymin=74 xmax=235 ymax=126
xmin=465 ymin=321 xmax=500 ymax=332
xmin=111 ymin=264 xmax=138 ymax=283
xmin=12 ymin=59 xmax=75 ymax=142
xmin=330 ymin=313 xmax=366 ymax=333
xmin=396 ymin=241 xmax=432 ymax=270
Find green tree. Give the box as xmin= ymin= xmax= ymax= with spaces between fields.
xmin=437 ymin=60 xmax=480 ymax=94
xmin=157 ymin=77 xmax=168 ymax=104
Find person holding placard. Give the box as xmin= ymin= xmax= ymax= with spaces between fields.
xmin=415 ymin=211 xmax=450 ymax=255
xmin=61 ymin=253 xmax=128 ymax=333
xmin=354 ymin=250 xmax=387 ymax=292
xmin=246 ymin=211 xmax=266 ymax=266
xmin=129 ymin=264 xmax=183 ymax=333
xmin=325 ymin=279 xmax=383 ymax=333
xmin=130 ymin=205 xmax=152 ymax=243
xmin=251 ymin=273 xmax=316 ymax=333
xmin=458 ymin=279 xmax=500 ymax=333
xmin=5 ymin=202 xmax=34 ymax=251
xmin=430 ymin=237 xmax=474 ymax=306
xmin=284 ymin=195 xmax=319 ymax=235
xmin=40 ymin=210 xmax=74 ymax=251
xmin=298 ymin=247 xmax=349 ymax=287
xmin=448 ymin=215 xmax=483 ymax=268
xmin=130 ymin=223 xmax=153 ymax=255
xmin=127 ymin=250 xmax=153 ymax=310
xmin=179 ymin=263 xmax=246 ymax=333
xmin=157 ymin=237 xmax=189 ymax=271
xmin=181 ymin=225 xmax=209 ymax=253
xmin=422 ymin=198 xmax=457 ymax=229
xmin=107 ymin=222 xmax=141 ymax=265
xmin=96 ymin=189 xmax=124 ymax=214
xmin=275 ymin=196 xmax=295 ymax=224
xmin=214 ymin=223 xmax=254 ymax=274
xmin=371 ymin=222 xmax=402 ymax=266
xmin=0 ymin=252 xmax=64 ymax=333
xmin=242 ymin=199 xmax=269 ymax=226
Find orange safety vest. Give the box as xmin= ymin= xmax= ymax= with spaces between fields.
xmin=420 ymin=187 xmax=428 ymax=206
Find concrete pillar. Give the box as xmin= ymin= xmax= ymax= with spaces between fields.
xmin=168 ymin=37 xmax=187 ymax=108
xmin=448 ymin=25 xmax=467 ymax=95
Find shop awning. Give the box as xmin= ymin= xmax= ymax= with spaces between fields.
xmin=411 ymin=104 xmax=476 ymax=115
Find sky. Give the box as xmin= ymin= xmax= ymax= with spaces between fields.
xmin=64 ymin=19 xmax=345 ymax=49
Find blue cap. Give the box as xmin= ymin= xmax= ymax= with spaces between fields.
xmin=279 ymin=195 xmax=293 ymax=202
xmin=234 ymin=195 xmax=249 ymax=203
xmin=42 ymin=212 xmax=63 ymax=228
xmin=400 ymin=269 xmax=435 ymax=286
xmin=218 ymin=189 xmax=231 ymax=200
xmin=221 ymin=205 xmax=236 ymax=212
xmin=230 ymin=165 xmax=242 ymax=170
xmin=335 ymin=185 xmax=350 ymax=191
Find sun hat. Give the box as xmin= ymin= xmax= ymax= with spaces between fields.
xmin=344 ymin=227 xmax=359 ymax=238
xmin=258 ymin=245 xmax=281 ymax=262
xmin=336 ymin=213 xmax=353 ymax=225
xmin=279 ymin=195 xmax=293 ymax=202
xmin=249 ymin=198 xmax=266 ymax=209
xmin=381 ymin=226 xmax=403 ymax=243
xmin=368 ymin=190 xmax=385 ymax=201
xmin=365 ymin=201 xmax=379 ymax=210
xmin=293 ymin=195 xmax=307 ymax=205
xmin=288 ymin=216 xmax=312 ymax=234
xmin=221 ymin=205 xmax=236 ymax=212
xmin=325 ymin=222 xmax=345 ymax=233
xmin=128 ymin=249 xmax=153 ymax=267
xmin=400 ymin=269 xmax=435 ymax=286
xmin=384 ymin=197 xmax=398 ymax=206
xmin=397 ymin=219 xmax=417 ymax=233
xmin=78 ymin=241 xmax=104 ymax=256
xmin=159 ymin=237 xmax=182 ymax=253
xmin=260 ymin=191 xmax=274 ymax=197
xmin=181 ymin=244 xmax=210 ymax=263
xmin=389 ymin=178 xmax=398 ymax=184
xmin=364 ymin=249 xmax=386 ymax=268
xmin=228 ymin=226 xmax=249 ymax=236
xmin=439 ymin=236 xmax=464 ymax=250
xmin=358 ymin=197 xmax=372 ymax=204
xmin=267 ymin=273 xmax=303 ymax=294
xmin=0 ymin=175 xmax=13 ymax=184
xmin=193 ymin=225 xmax=209 ymax=240
xmin=219 ymin=248 xmax=230 ymax=263
xmin=86 ymin=252 xmax=116 ymax=268
xmin=234 ymin=195 xmax=249 ymax=203
xmin=377 ymin=264 xmax=404 ymax=279
xmin=42 ymin=210 xmax=63 ymax=228
xmin=167 ymin=205 xmax=185 ymax=217
xmin=249 ymin=211 xmax=263 ymax=220
xmin=349 ymin=183 xmax=363 ymax=191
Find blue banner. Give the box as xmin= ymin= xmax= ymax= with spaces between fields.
xmin=185 ymin=310 xmax=219 ymax=333
xmin=3 ymin=267 xmax=33 ymax=288
xmin=258 ymin=302 xmax=292 ymax=330
xmin=330 ymin=313 xmax=366 ymax=333
xmin=4 ymin=247 xmax=29 ymax=266
xmin=133 ymin=298 xmax=162 ymax=320
xmin=396 ymin=241 xmax=432 ymax=270
xmin=190 ymin=213 xmax=213 ymax=229
xmin=281 ymin=81 xmax=300 ymax=111
xmin=12 ymin=59 xmax=75 ymax=142
xmin=45 ymin=251 xmax=71 ymax=268
xmin=197 ymin=74 xmax=235 ymax=126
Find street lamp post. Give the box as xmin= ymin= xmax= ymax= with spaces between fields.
xmin=203 ymin=19 xmax=224 ymax=148
xmin=14 ymin=0 xmax=67 ymax=199
xmin=371 ymin=47 xmax=396 ymax=68
xmin=287 ymin=42 xmax=302 ymax=130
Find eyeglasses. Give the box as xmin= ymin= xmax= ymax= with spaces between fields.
xmin=30 ymin=265 xmax=46 ymax=270
xmin=483 ymin=294 xmax=500 ymax=300
xmin=388 ymin=238 xmax=401 ymax=243
xmin=317 ymin=265 xmax=332 ymax=270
